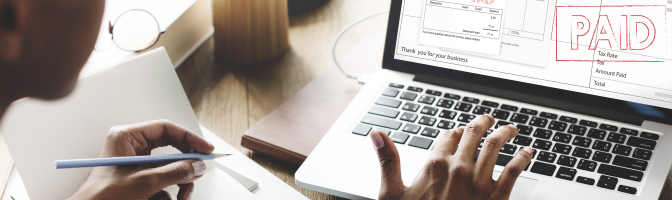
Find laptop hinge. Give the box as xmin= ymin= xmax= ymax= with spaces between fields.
xmin=414 ymin=73 xmax=645 ymax=126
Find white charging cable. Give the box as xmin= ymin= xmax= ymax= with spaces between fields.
xmin=332 ymin=9 xmax=390 ymax=84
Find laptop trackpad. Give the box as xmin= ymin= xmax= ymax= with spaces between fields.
xmin=493 ymin=171 xmax=538 ymax=200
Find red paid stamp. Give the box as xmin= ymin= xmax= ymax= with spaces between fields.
xmin=555 ymin=5 xmax=668 ymax=62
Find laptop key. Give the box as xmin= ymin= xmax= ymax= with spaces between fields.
xmin=552 ymin=143 xmax=572 ymax=155
xmin=402 ymin=124 xmax=421 ymax=134
xmin=510 ymin=113 xmax=529 ymax=124
xmin=533 ymin=129 xmax=553 ymax=139
xmin=436 ymin=120 xmax=456 ymax=130
xmin=375 ymin=97 xmax=401 ymax=108
xmin=576 ymin=176 xmax=595 ymax=185
xmin=612 ymin=144 xmax=632 ymax=156
xmin=436 ymin=99 xmax=454 ymax=108
xmin=530 ymin=161 xmax=556 ymax=176
xmin=382 ymin=88 xmax=400 ymax=97
xmin=572 ymin=147 xmax=592 ymax=159
xmin=618 ymin=185 xmax=637 ymax=194
xmin=438 ymin=110 xmax=457 ymax=120
xmin=500 ymin=144 xmax=517 ymax=154
xmin=597 ymin=175 xmax=618 ymax=190
xmin=529 ymin=117 xmax=549 ymax=128
xmin=579 ymin=120 xmax=598 ymax=128
xmin=613 ymin=156 xmax=648 ymax=171
xmin=400 ymin=112 xmax=418 ymax=122
xmin=513 ymin=135 xmax=533 ymax=146
xmin=389 ymin=83 xmax=404 ymax=89
xmin=552 ymin=132 xmax=572 ymax=144
xmin=632 ymin=148 xmax=652 ymax=160
xmin=548 ymin=121 xmax=568 ymax=132
xmin=402 ymin=102 xmax=420 ymax=112
xmin=454 ymin=102 xmax=473 ymax=112
xmin=559 ymin=116 xmax=578 ymax=123
xmin=443 ymin=93 xmax=460 ymax=100
xmin=606 ymin=132 xmax=626 ymax=144
xmin=457 ymin=113 xmax=476 ymax=123
xmin=374 ymin=128 xmax=392 ymax=135
xmin=492 ymin=110 xmax=510 ymax=120
xmin=586 ymin=129 xmax=606 ymax=140
xmin=418 ymin=116 xmax=437 ymax=126
xmin=598 ymin=165 xmax=643 ymax=182
xmin=557 ymin=155 xmax=578 ymax=167
xmin=361 ymin=115 xmax=402 ymax=130
xmin=537 ymin=151 xmax=557 ymax=163
xmin=463 ymin=97 xmax=480 ymax=104
xmin=495 ymin=121 xmax=512 ymax=129
xmin=572 ymin=136 xmax=592 ymax=148
xmin=592 ymin=151 xmax=612 ymax=163
xmin=520 ymin=108 xmax=538 ymax=115
xmin=619 ymin=128 xmax=639 ymax=136
xmin=425 ymin=89 xmax=441 ymax=96
xmin=421 ymin=127 xmax=441 ymax=138
xmin=407 ymin=86 xmax=423 ymax=92
xmin=368 ymin=106 xmax=400 ymax=118
xmin=577 ymin=159 xmax=597 ymax=172
xmin=592 ymin=140 xmax=612 ymax=152
xmin=599 ymin=124 xmax=618 ymax=132
xmin=500 ymin=104 xmax=518 ymax=112
xmin=391 ymin=132 xmax=410 ymax=144
xmin=627 ymin=137 xmax=656 ymax=150
xmin=408 ymin=136 xmax=433 ymax=149
xmin=352 ymin=124 xmax=372 ymax=136
xmin=567 ymin=125 xmax=587 ymax=135
xmin=400 ymin=92 xmax=418 ymax=101
xmin=418 ymin=96 xmax=436 ymax=105
xmin=532 ymin=139 xmax=552 ymax=150
xmin=539 ymin=112 xmax=558 ymax=119
xmin=472 ymin=106 xmax=492 ymax=115
xmin=640 ymin=132 xmax=659 ymax=140
xmin=481 ymin=101 xmax=499 ymax=108
xmin=516 ymin=124 xmax=534 ymax=135
xmin=420 ymin=106 xmax=438 ymax=116
xmin=555 ymin=167 xmax=577 ymax=180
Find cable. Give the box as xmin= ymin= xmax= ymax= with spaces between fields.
xmin=332 ymin=9 xmax=389 ymax=83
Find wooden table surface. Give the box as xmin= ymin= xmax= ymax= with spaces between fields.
xmin=175 ymin=0 xmax=672 ymax=199
xmin=175 ymin=0 xmax=389 ymax=199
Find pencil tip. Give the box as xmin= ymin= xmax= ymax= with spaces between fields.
xmin=214 ymin=153 xmax=233 ymax=158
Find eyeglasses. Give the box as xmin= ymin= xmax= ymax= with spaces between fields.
xmin=95 ymin=9 xmax=164 ymax=52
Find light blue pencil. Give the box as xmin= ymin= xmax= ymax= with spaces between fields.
xmin=54 ymin=153 xmax=231 ymax=169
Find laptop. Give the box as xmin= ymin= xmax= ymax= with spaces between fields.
xmin=0 ymin=47 xmax=235 ymax=200
xmin=296 ymin=0 xmax=672 ymax=199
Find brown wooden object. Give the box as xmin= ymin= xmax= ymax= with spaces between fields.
xmin=212 ymin=0 xmax=290 ymax=64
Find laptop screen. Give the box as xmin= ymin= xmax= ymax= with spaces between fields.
xmin=387 ymin=0 xmax=672 ymax=123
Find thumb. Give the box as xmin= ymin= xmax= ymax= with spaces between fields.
xmin=140 ymin=160 xmax=206 ymax=191
xmin=370 ymin=130 xmax=406 ymax=199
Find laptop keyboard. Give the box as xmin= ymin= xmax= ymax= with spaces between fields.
xmin=352 ymin=82 xmax=662 ymax=195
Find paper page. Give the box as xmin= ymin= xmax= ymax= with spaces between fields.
xmin=164 ymin=167 xmax=259 ymax=200
xmin=419 ymin=0 xmax=508 ymax=55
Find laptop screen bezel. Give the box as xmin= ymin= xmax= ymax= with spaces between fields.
xmin=381 ymin=0 xmax=672 ymax=125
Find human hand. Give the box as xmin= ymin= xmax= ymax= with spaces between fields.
xmin=68 ymin=120 xmax=215 ymax=200
xmin=369 ymin=114 xmax=534 ymax=200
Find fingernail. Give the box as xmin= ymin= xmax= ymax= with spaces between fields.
xmin=192 ymin=160 xmax=206 ymax=176
xmin=507 ymin=124 xmax=518 ymax=128
xmin=370 ymin=131 xmax=385 ymax=150
xmin=523 ymin=146 xmax=533 ymax=154
xmin=484 ymin=114 xmax=493 ymax=118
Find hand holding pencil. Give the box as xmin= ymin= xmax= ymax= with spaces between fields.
xmin=67 ymin=120 xmax=214 ymax=200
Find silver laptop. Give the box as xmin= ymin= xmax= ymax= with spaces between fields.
xmin=0 ymin=48 xmax=204 ymax=200
xmin=296 ymin=0 xmax=672 ymax=199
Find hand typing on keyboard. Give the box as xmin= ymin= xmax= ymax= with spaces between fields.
xmin=369 ymin=114 xmax=534 ymax=200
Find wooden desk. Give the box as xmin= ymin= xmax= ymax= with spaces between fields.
xmin=175 ymin=0 xmax=390 ymax=199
